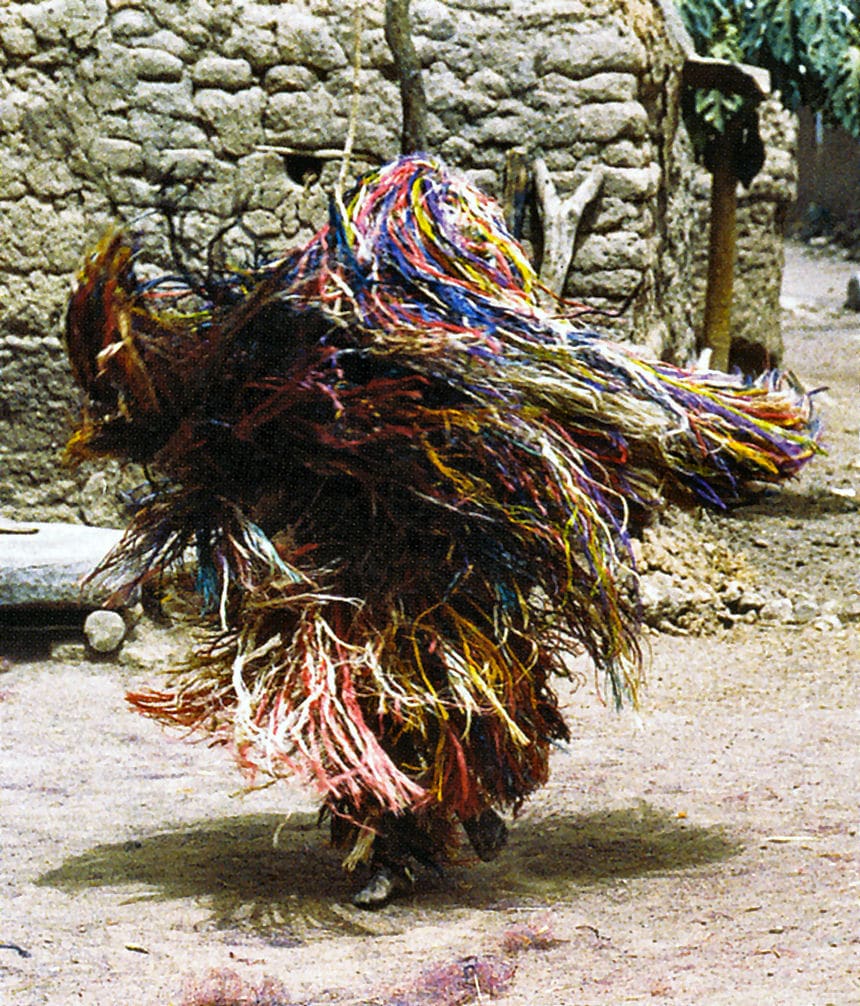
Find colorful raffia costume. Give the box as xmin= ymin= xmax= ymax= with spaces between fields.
xmin=64 ymin=155 xmax=819 ymax=902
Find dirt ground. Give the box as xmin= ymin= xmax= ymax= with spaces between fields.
xmin=1 ymin=240 xmax=859 ymax=1006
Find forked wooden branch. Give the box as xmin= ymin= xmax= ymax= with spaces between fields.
xmin=534 ymin=159 xmax=604 ymax=296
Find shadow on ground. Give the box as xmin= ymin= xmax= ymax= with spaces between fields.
xmin=726 ymin=486 xmax=859 ymax=522
xmin=37 ymin=803 xmax=738 ymax=940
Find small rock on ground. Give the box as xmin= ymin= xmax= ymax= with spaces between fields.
xmin=84 ymin=609 xmax=127 ymax=653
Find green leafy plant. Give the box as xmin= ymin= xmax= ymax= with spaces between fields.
xmin=690 ymin=10 xmax=745 ymax=134
xmin=678 ymin=0 xmax=860 ymax=137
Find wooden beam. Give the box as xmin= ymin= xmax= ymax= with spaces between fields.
xmin=682 ymin=57 xmax=769 ymax=101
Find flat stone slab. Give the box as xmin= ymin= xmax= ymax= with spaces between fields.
xmin=0 ymin=521 xmax=124 ymax=609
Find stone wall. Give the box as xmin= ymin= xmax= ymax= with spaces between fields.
xmin=0 ymin=0 xmax=765 ymax=522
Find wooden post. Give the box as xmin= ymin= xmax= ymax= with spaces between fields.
xmin=701 ymin=141 xmax=738 ymax=372
xmin=502 ymin=147 xmax=530 ymax=239
xmin=385 ymin=0 xmax=428 ymax=154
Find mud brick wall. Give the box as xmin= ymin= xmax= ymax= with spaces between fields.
xmin=0 ymin=0 xmax=791 ymax=521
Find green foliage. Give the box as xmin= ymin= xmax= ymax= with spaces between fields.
xmin=677 ymin=0 xmax=860 ymax=137
xmin=691 ymin=11 xmax=744 ymax=133
xmin=692 ymin=86 xmax=743 ymax=133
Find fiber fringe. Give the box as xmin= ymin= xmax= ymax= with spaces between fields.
xmin=64 ymin=154 xmax=820 ymax=852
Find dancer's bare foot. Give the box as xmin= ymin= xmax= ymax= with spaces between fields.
xmin=462 ymin=808 xmax=507 ymax=861
xmin=352 ymin=864 xmax=411 ymax=909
